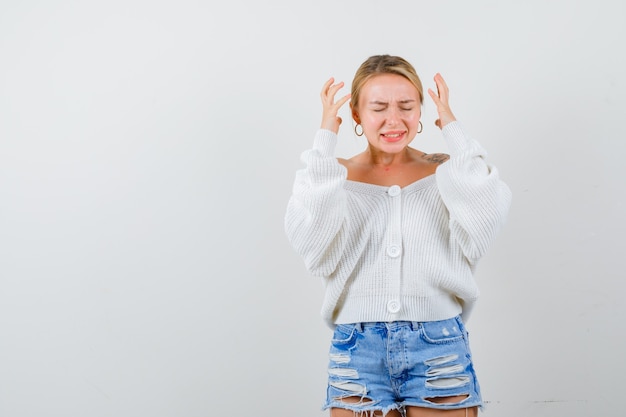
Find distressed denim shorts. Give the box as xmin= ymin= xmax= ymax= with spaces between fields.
xmin=322 ymin=316 xmax=482 ymax=415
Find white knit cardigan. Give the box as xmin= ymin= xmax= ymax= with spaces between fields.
xmin=285 ymin=121 xmax=512 ymax=329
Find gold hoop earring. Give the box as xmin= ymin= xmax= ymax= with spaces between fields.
xmin=417 ymin=121 xmax=423 ymax=134
xmin=354 ymin=124 xmax=364 ymax=136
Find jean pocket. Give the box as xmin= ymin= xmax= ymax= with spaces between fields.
xmin=330 ymin=324 xmax=359 ymax=349
xmin=421 ymin=318 xmax=464 ymax=344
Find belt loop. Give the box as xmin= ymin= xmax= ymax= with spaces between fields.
xmin=355 ymin=322 xmax=363 ymax=333
xmin=411 ymin=321 xmax=420 ymax=331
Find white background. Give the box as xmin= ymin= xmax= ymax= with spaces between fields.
xmin=1 ymin=1 xmax=625 ymax=416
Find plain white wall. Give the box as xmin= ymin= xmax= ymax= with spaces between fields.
xmin=1 ymin=1 xmax=625 ymax=416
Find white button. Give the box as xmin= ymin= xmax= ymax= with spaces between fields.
xmin=388 ymin=185 xmax=401 ymax=197
xmin=387 ymin=299 xmax=401 ymax=313
xmin=387 ymin=245 xmax=401 ymax=258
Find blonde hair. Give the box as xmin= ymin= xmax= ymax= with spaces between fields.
xmin=351 ymin=55 xmax=424 ymax=110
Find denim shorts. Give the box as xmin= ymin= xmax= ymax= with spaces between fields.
xmin=322 ymin=316 xmax=482 ymax=415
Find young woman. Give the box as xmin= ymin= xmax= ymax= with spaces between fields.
xmin=285 ymin=55 xmax=511 ymax=417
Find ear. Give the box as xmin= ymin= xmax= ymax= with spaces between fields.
xmin=350 ymin=103 xmax=361 ymax=124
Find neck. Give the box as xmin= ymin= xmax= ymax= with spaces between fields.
xmin=365 ymin=145 xmax=412 ymax=167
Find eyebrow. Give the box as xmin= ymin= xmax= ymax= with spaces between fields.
xmin=368 ymin=99 xmax=417 ymax=105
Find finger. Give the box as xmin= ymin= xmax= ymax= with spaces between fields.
xmin=327 ymin=81 xmax=345 ymax=101
xmin=321 ymin=79 xmax=346 ymax=105
xmin=434 ymin=72 xmax=449 ymax=90
xmin=433 ymin=73 xmax=449 ymax=103
xmin=427 ymin=88 xmax=441 ymax=106
xmin=321 ymin=77 xmax=334 ymax=97
xmin=334 ymin=93 xmax=351 ymax=110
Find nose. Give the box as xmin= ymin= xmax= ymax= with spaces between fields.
xmin=386 ymin=108 xmax=401 ymax=125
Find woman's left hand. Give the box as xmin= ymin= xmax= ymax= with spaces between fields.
xmin=428 ymin=73 xmax=457 ymax=129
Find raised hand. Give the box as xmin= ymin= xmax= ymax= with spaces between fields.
xmin=320 ymin=77 xmax=351 ymax=134
xmin=427 ymin=73 xmax=457 ymax=129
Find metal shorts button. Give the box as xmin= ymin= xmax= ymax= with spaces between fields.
xmin=388 ymin=185 xmax=401 ymax=197
xmin=387 ymin=245 xmax=401 ymax=258
xmin=387 ymin=299 xmax=401 ymax=313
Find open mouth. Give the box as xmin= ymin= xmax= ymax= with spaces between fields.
xmin=381 ymin=132 xmax=405 ymax=142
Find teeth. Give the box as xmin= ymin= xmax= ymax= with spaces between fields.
xmin=385 ymin=134 xmax=400 ymax=138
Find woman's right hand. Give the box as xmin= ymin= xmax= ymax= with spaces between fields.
xmin=320 ymin=77 xmax=351 ymax=134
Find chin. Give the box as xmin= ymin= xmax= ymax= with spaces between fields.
xmin=376 ymin=141 xmax=409 ymax=153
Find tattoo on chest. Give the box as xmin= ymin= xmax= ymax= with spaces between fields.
xmin=424 ymin=153 xmax=450 ymax=164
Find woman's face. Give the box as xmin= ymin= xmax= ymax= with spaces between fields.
xmin=353 ymin=73 xmax=422 ymax=154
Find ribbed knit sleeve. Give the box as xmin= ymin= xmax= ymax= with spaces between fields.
xmin=284 ymin=129 xmax=349 ymax=276
xmin=436 ymin=122 xmax=512 ymax=265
